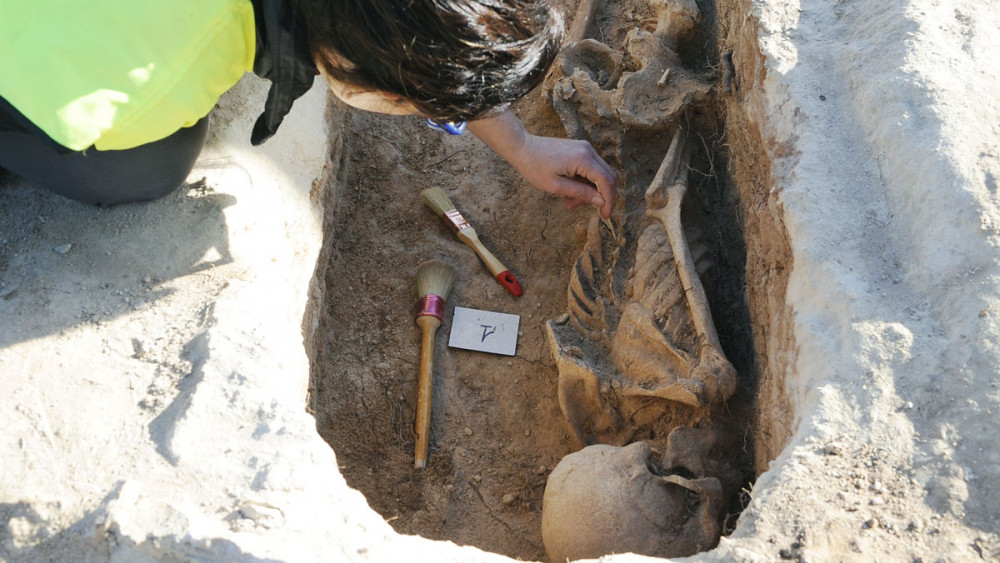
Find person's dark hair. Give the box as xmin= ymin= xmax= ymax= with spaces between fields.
xmin=291 ymin=0 xmax=564 ymax=122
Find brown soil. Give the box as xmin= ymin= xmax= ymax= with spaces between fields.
xmin=307 ymin=0 xmax=790 ymax=559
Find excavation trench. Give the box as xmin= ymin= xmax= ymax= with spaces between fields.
xmin=307 ymin=0 xmax=794 ymax=559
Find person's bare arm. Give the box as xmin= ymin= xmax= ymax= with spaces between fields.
xmin=468 ymin=110 xmax=617 ymax=219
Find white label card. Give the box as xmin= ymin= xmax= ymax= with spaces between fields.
xmin=448 ymin=306 xmax=520 ymax=356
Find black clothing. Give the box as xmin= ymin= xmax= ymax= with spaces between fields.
xmin=250 ymin=0 xmax=319 ymax=146
xmin=0 ymin=116 xmax=210 ymax=207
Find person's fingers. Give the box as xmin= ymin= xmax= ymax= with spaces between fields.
xmin=595 ymin=178 xmax=616 ymax=218
xmin=514 ymin=135 xmax=618 ymax=217
xmin=585 ymin=149 xmax=617 ymax=187
xmin=566 ymin=143 xmax=616 ymax=218
xmin=584 ymin=153 xmax=617 ymax=218
xmin=550 ymin=175 xmax=604 ymax=209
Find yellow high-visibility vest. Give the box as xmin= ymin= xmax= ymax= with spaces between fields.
xmin=0 ymin=0 xmax=255 ymax=151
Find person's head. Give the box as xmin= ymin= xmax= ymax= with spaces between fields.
xmin=291 ymin=0 xmax=564 ymax=119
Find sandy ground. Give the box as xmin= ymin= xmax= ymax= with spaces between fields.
xmin=2 ymin=0 xmax=1000 ymax=561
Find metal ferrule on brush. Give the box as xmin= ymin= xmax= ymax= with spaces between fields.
xmin=416 ymin=294 xmax=446 ymax=322
xmin=443 ymin=209 xmax=470 ymax=232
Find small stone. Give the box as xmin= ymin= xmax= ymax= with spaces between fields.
xmin=502 ymin=493 xmax=519 ymax=506
xmin=536 ymin=465 xmax=547 ymax=475
xmin=464 ymin=427 xmax=473 ymax=436
xmin=53 ymin=243 xmax=72 ymax=254
xmin=524 ymin=429 xmax=531 ymax=437
xmin=131 ymin=339 xmax=145 ymax=359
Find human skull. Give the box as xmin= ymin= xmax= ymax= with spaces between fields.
xmin=541 ymin=441 xmax=723 ymax=561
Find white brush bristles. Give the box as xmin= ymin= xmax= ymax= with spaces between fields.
xmin=417 ymin=260 xmax=457 ymax=299
xmin=421 ymin=187 xmax=457 ymax=216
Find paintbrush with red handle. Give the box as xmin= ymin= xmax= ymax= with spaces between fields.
xmin=413 ymin=260 xmax=456 ymax=469
xmin=421 ymin=187 xmax=523 ymax=297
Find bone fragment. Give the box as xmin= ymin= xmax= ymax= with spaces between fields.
xmin=658 ymin=68 xmax=672 ymax=87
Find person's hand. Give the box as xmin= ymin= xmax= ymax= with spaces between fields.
xmin=507 ymin=134 xmax=617 ymax=219
xmin=467 ymin=110 xmax=617 ymax=219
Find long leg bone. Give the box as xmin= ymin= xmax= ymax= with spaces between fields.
xmin=651 ymin=0 xmax=701 ymax=49
xmin=568 ymin=0 xmax=606 ymax=43
xmin=645 ymin=130 xmax=722 ymax=353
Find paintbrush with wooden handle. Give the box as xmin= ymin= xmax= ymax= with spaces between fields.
xmin=421 ymin=187 xmax=523 ymax=297
xmin=413 ymin=260 xmax=456 ymax=469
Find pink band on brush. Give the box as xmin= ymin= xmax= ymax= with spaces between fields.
xmin=416 ymin=294 xmax=446 ymax=321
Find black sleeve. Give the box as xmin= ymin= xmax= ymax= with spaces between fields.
xmin=249 ymin=0 xmax=319 ymax=146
